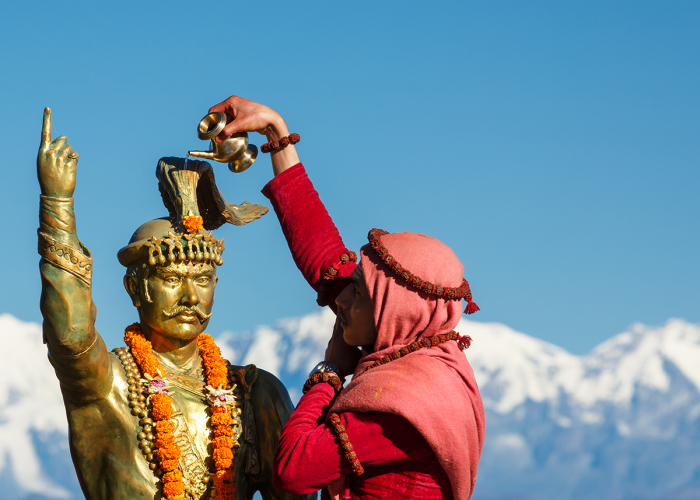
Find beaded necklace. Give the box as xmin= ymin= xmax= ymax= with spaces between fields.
xmin=121 ymin=323 xmax=238 ymax=500
xmin=363 ymin=330 xmax=472 ymax=372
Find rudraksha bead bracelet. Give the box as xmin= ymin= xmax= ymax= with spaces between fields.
xmin=328 ymin=413 xmax=364 ymax=476
xmin=303 ymin=372 xmax=344 ymax=395
xmin=316 ymin=251 xmax=357 ymax=307
xmin=260 ymin=133 xmax=300 ymax=153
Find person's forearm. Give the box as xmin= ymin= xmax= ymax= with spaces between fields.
xmin=274 ymin=384 xmax=345 ymax=494
xmin=265 ymin=115 xmax=300 ymax=177
xmin=261 ymin=165 xmax=355 ymax=300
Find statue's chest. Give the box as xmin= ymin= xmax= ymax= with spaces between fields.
xmin=114 ymin=349 xmax=244 ymax=500
xmin=170 ymin=391 xmax=224 ymax=498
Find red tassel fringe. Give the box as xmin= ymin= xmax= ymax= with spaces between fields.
xmin=465 ymin=300 xmax=480 ymax=315
xmin=457 ymin=335 xmax=472 ymax=350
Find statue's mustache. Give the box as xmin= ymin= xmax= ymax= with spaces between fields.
xmin=162 ymin=304 xmax=212 ymax=321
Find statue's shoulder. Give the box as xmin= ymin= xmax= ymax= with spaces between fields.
xmin=226 ymin=361 xmax=292 ymax=407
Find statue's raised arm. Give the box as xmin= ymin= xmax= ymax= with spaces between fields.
xmin=37 ymin=107 xmax=111 ymax=405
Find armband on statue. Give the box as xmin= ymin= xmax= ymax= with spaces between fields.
xmin=38 ymin=231 xmax=93 ymax=286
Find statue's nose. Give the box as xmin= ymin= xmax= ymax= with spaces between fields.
xmin=182 ymin=278 xmax=200 ymax=306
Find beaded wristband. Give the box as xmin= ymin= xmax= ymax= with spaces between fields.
xmin=328 ymin=413 xmax=364 ymax=475
xmin=317 ymin=251 xmax=357 ymax=307
xmin=364 ymin=330 xmax=472 ymax=373
xmin=260 ymin=133 xmax=300 ymax=153
xmin=303 ymin=372 xmax=343 ymax=395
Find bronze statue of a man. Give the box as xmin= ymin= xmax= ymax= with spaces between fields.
xmin=36 ymin=108 xmax=312 ymax=500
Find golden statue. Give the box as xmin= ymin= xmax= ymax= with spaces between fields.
xmin=36 ymin=108 xmax=313 ymax=500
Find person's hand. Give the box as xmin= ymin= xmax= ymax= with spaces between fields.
xmin=208 ymin=95 xmax=289 ymax=144
xmin=325 ymin=317 xmax=363 ymax=377
xmin=37 ymin=108 xmax=78 ymax=198
xmin=209 ymin=95 xmax=300 ymax=177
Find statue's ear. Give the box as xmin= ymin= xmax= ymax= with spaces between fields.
xmin=124 ymin=275 xmax=141 ymax=308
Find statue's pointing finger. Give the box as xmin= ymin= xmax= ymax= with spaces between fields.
xmin=40 ymin=107 xmax=51 ymax=152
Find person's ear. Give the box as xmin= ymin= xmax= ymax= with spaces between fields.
xmin=124 ymin=275 xmax=142 ymax=308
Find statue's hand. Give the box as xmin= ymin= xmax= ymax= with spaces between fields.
xmin=37 ymin=107 xmax=78 ymax=198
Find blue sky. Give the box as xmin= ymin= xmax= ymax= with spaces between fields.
xmin=1 ymin=1 xmax=698 ymax=354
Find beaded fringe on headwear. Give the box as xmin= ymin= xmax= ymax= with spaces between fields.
xmin=145 ymin=231 xmax=224 ymax=267
xmin=367 ymin=229 xmax=480 ymax=315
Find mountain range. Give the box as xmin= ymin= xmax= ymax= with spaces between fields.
xmin=1 ymin=311 xmax=698 ymax=500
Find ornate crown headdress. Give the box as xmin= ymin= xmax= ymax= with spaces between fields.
xmin=117 ymin=157 xmax=268 ymax=268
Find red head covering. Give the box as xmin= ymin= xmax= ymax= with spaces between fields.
xmin=330 ymin=232 xmax=486 ymax=500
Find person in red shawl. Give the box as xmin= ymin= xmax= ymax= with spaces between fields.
xmin=207 ymin=96 xmax=486 ymax=500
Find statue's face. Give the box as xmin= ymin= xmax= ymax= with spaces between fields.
xmin=129 ymin=261 xmax=218 ymax=342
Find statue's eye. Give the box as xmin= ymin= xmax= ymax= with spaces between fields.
xmin=164 ymin=277 xmax=180 ymax=284
xmin=196 ymin=276 xmax=211 ymax=285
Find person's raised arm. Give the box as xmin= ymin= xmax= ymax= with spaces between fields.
xmin=208 ymin=96 xmax=356 ymax=307
xmin=37 ymin=108 xmax=111 ymax=404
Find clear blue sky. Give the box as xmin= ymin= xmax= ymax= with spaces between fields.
xmin=2 ymin=1 xmax=698 ymax=354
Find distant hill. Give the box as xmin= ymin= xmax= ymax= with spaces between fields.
xmin=1 ymin=312 xmax=698 ymax=500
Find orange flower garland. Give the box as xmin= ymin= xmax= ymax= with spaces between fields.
xmin=124 ymin=324 xmax=237 ymax=500
xmin=197 ymin=333 xmax=236 ymax=497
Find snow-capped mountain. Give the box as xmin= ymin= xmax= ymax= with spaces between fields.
xmin=1 ymin=311 xmax=698 ymax=500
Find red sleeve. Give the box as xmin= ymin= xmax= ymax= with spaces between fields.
xmin=273 ymin=383 xmax=433 ymax=495
xmin=262 ymin=163 xmax=356 ymax=311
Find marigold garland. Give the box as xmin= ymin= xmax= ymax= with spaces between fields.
xmin=124 ymin=323 xmax=237 ymax=500
xmin=197 ymin=333 xmax=236 ymax=495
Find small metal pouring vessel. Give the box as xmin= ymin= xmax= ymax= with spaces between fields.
xmin=187 ymin=112 xmax=258 ymax=173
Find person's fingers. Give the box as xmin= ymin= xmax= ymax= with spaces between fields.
xmin=208 ymin=102 xmax=228 ymax=114
xmin=40 ymin=107 xmax=52 ymax=151
xmin=215 ymin=119 xmax=252 ymax=143
xmin=49 ymin=135 xmax=68 ymax=155
xmin=221 ymin=120 xmax=242 ymax=137
xmin=209 ymin=95 xmax=239 ymax=113
xmin=58 ymin=144 xmax=73 ymax=162
xmin=223 ymin=116 xmax=259 ymax=136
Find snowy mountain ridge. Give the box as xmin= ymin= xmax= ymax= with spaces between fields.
xmin=1 ymin=312 xmax=698 ymax=500
xmin=465 ymin=317 xmax=700 ymax=415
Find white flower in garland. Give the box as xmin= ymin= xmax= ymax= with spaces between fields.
xmin=141 ymin=372 xmax=171 ymax=400
xmin=205 ymin=383 xmax=237 ymax=407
